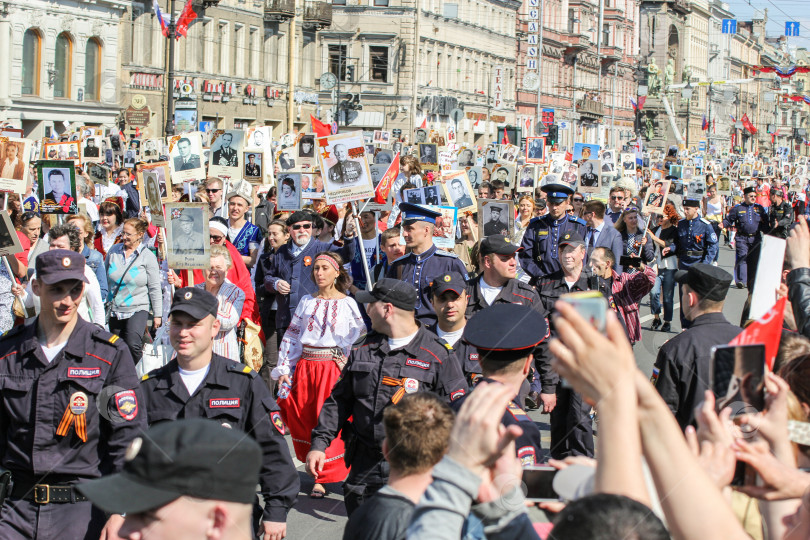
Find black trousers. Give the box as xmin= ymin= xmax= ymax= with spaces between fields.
xmin=343 ymin=443 xmax=389 ymax=516
xmin=109 ymin=310 xmax=149 ymax=364
xmin=549 ymin=386 xmax=595 ymax=460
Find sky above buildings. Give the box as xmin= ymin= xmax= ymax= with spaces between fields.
xmin=726 ymin=0 xmax=810 ymax=52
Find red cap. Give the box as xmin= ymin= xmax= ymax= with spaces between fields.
xmin=320 ymin=205 xmax=339 ymax=226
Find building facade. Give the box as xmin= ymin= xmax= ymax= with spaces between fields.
xmin=318 ymin=0 xmax=520 ymax=146
xmin=1 ymin=0 xmax=125 ymax=138
xmin=517 ymin=0 xmax=639 ymax=151
xmin=119 ymin=0 xmax=331 ymax=138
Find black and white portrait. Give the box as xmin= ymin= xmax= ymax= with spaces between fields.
xmin=419 ymin=143 xmax=438 ymax=165
xmin=296 ymin=136 xmax=314 ymax=159
xmin=518 ymin=165 xmax=535 ymax=189
xmin=526 ymin=137 xmax=545 ymax=163
xmin=457 ymin=148 xmax=476 ymax=167
xmin=466 ymin=167 xmax=483 ymax=190
xmin=87 ymin=163 xmax=110 ymax=185
xmin=404 ymin=188 xmax=424 ymax=204
xmin=166 ymin=203 xmax=209 ymax=269
xmin=374 ymin=150 xmax=394 ymax=166
xmin=169 ymin=133 xmax=205 ymax=182
xmin=578 ymin=160 xmax=600 ymax=191
xmin=141 ymin=138 xmax=161 ymax=160
xmin=317 ymin=132 xmax=375 ymax=204
xmin=415 ymin=128 xmax=428 ymax=143
xmin=0 ymin=211 xmax=22 ymax=257
xmin=211 ymin=130 xmax=243 ymax=169
xmin=492 ymin=165 xmax=514 ymax=187
xmin=424 ymin=185 xmax=441 ymax=206
xmin=369 ymin=164 xmax=388 ymax=188
xmin=482 ymin=202 xmax=510 ymax=236
xmin=441 ymin=171 xmax=476 ymax=212
xmin=278 ymin=150 xmax=296 ymax=171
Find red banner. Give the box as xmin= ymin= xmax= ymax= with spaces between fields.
xmin=728 ymin=296 xmax=786 ymax=371
xmin=741 ymin=113 xmax=758 ymax=135
xmin=310 ymin=115 xmax=331 ymax=139
xmin=374 ymin=152 xmax=400 ymax=204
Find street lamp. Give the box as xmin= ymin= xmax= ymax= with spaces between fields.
xmin=681 ymin=81 xmax=693 ymax=149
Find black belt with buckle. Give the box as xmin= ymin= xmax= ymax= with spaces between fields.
xmin=11 ymin=482 xmax=88 ymax=504
xmin=685 ymin=251 xmax=704 ymax=257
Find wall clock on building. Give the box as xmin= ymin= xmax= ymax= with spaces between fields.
xmin=320 ymin=72 xmax=338 ymax=90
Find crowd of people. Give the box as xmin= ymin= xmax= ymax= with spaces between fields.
xmin=1 ymin=125 xmax=810 ymax=540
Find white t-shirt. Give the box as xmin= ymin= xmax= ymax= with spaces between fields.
xmin=388 ymin=330 xmax=419 ymax=351
xmin=479 ymin=277 xmax=503 ymax=306
xmin=437 ymin=326 xmax=464 ymax=347
xmin=41 ymin=342 xmax=67 ymax=363
xmin=361 ymin=237 xmax=377 ymax=266
xmin=179 ymin=364 xmax=211 ymax=395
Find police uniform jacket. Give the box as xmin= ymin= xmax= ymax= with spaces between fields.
xmin=519 ymin=214 xmax=587 ymax=282
xmin=672 ymin=217 xmax=719 ymax=268
xmin=450 ymin=378 xmax=542 ymax=467
xmin=386 ymin=245 xmax=469 ymax=325
xmin=652 ymin=312 xmax=742 ymax=430
xmin=769 ymin=201 xmax=794 ymax=238
xmin=426 ymin=323 xmax=481 ymax=388
xmin=263 ymin=237 xmax=356 ymax=329
xmin=722 ymin=202 xmax=768 ymax=237
xmin=0 ymin=319 xmax=145 ymax=483
xmin=311 ymin=326 xmax=468 ymax=455
xmin=140 ymin=355 xmax=299 ymax=522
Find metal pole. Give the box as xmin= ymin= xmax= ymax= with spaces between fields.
xmin=164 ymin=0 xmax=176 ymax=136
xmin=336 ymin=43 xmax=341 ymax=128
xmin=410 ymin=0 xmax=420 ymax=141
xmin=350 ymin=201 xmax=373 ymax=289
xmin=288 ymin=3 xmax=297 ymax=133
xmin=596 ymin=0 xmax=603 ymax=93
xmin=686 ymin=94 xmax=690 ymax=149
xmin=535 ymin=0 xmax=544 ymax=129
xmin=707 ymin=82 xmax=712 ymax=149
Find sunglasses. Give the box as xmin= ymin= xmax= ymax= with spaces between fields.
xmin=210 ymin=235 xmax=225 ymax=241
xmin=572 ymin=198 xmax=584 ymax=203
xmin=206 ymin=188 xmax=221 ymax=193
xmin=610 ymin=195 xmax=625 ymax=200
xmin=291 ymin=223 xmax=312 ymax=230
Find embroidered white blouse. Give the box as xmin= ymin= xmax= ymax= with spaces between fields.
xmin=272 ymin=294 xmax=366 ymax=380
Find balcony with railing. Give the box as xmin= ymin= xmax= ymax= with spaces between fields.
xmin=264 ymin=0 xmax=295 ymax=22
xmin=303 ymin=1 xmax=332 ymax=29
xmin=576 ymin=98 xmax=605 ymax=116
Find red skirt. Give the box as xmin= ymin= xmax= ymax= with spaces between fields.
xmin=278 ymin=353 xmax=350 ymax=484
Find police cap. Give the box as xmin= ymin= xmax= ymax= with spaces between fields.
xmin=35 ymin=249 xmax=89 ymax=285
xmin=355 ymin=278 xmax=417 ymax=311
xmin=77 ymin=418 xmax=262 ymax=514
xmin=559 ymin=231 xmax=585 ymax=248
xmin=682 ymin=199 xmax=701 ymax=208
xmin=480 ymin=234 xmax=522 ymax=256
xmin=463 ymin=304 xmax=548 ymax=360
xmin=541 ymin=181 xmax=574 ymax=203
xmin=399 ymin=202 xmax=441 ymax=225
xmin=430 ymin=272 xmax=466 ymax=297
xmin=675 ymin=263 xmax=732 ymax=302
xmin=170 ymin=287 xmax=218 ymax=320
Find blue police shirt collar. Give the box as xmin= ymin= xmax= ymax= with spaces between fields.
xmin=413 ymin=244 xmax=437 ymax=263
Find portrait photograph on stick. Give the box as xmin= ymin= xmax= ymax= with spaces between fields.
xmin=578 ymin=159 xmax=601 ymax=193
xmin=43 ymin=140 xmax=82 ymax=165
xmin=439 ymin=170 xmax=477 ymax=213
xmin=141 ymin=170 xmax=166 ymax=227
xmin=0 ymin=210 xmax=23 ymax=257
xmin=137 ymin=162 xmax=170 ymax=200
xmin=0 ymin=137 xmax=32 ymax=193
xmin=37 ymin=161 xmax=77 ymax=215
xmin=317 ymin=131 xmax=374 ymax=205
xmin=165 ymin=202 xmax=210 ymax=269
xmin=243 ymin=151 xmax=263 ymax=182
xmin=208 ymin=129 xmax=244 ymax=179
xmin=431 ymin=205 xmax=458 ymax=249
xmin=525 ymin=136 xmax=545 ymax=164
xmin=168 ymin=132 xmax=205 ymax=183
xmin=477 ymin=199 xmax=514 ymax=238
xmin=642 ymin=178 xmax=671 ymax=215
xmin=277 ymin=173 xmax=302 ymax=212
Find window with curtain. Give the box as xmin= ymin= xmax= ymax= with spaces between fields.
xmin=84 ymin=39 xmax=100 ymax=101
xmin=22 ymin=29 xmax=41 ymax=95
xmin=54 ymin=32 xmax=72 ymax=98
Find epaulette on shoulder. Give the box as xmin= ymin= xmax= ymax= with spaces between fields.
xmin=228 ymin=363 xmax=258 ymax=378
xmin=700 ymin=217 xmax=711 ymax=225
xmin=1 ymin=324 xmax=25 ymax=340
xmin=568 ymin=215 xmax=586 ymax=226
xmin=434 ymin=249 xmax=458 ymax=257
xmin=91 ymin=327 xmax=121 ymax=347
xmin=391 ymin=253 xmax=410 ymax=264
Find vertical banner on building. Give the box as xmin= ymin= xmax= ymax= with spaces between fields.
xmin=493 ymin=65 xmax=504 ymax=110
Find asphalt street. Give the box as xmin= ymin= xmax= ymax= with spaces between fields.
xmin=278 ymin=242 xmax=748 ymax=538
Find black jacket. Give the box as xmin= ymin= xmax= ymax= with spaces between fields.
xmin=788 ymin=268 xmax=810 ymax=340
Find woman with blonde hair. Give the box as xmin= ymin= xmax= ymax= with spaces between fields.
xmin=273 ymin=251 xmax=365 ymax=498
xmin=514 ymin=195 xmax=536 ymax=244
xmin=196 ymin=244 xmax=244 ymax=361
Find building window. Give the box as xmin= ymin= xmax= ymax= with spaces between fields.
xmin=84 ymin=38 xmax=101 ymax=101
xmin=373 ymin=0 xmax=389 ymax=5
xmin=22 ymin=29 xmax=41 ymax=95
xmin=369 ymin=46 xmax=389 ymax=83
xmin=332 ymin=0 xmax=346 ymax=5
xmin=54 ymin=32 xmax=72 ymax=98
xmin=602 ymin=23 xmax=610 ymax=46
xmin=443 ymin=3 xmax=458 ymax=18
xmin=568 ymin=9 xmax=575 ymax=33
xmin=328 ymin=44 xmax=347 ymax=80
xmin=249 ymin=28 xmax=258 ymax=78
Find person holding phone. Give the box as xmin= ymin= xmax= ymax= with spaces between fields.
xmin=651 ymin=264 xmax=742 ymax=430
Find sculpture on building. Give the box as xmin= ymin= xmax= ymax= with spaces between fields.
xmin=664 ymin=58 xmax=675 ymax=92
xmin=647 ymin=58 xmax=661 ymax=98
xmin=682 ymin=64 xmax=692 ymax=84
xmin=645 ymin=116 xmax=655 ymax=140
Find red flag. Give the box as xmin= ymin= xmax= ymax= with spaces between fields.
xmin=310 ymin=115 xmax=331 ymax=138
xmin=175 ymin=0 xmax=197 ymax=38
xmin=564 ymin=151 xmax=573 ymax=162
xmin=135 ymin=127 xmax=141 ymax=138
xmin=741 ymin=113 xmax=758 ymax=134
xmin=728 ymin=296 xmax=786 ymax=371
xmin=637 ymin=96 xmax=646 ymax=111
xmin=473 ymin=118 xmax=480 ymax=127
xmin=501 ymin=127 xmax=509 ymax=144
xmin=419 ymin=118 xmax=427 ymax=129
xmin=374 ymin=152 xmax=400 ymax=204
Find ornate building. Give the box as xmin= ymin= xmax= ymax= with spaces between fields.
xmin=1 ymin=0 xmax=125 ymax=138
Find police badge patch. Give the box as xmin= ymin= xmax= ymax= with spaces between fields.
xmin=271 ymin=411 xmax=285 ymax=434
xmin=115 ymin=390 xmax=139 ymax=421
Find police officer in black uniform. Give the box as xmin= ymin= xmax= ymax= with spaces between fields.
xmin=519 ymin=182 xmax=587 ymax=283
xmin=387 ymin=203 xmax=468 ymax=325
xmin=0 ymin=250 xmax=146 ymax=540
xmin=426 ymin=272 xmax=481 ymax=387
xmin=652 ymin=264 xmax=742 ymax=430
xmin=769 ymin=188 xmax=794 ymax=239
xmin=451 ymin=303 xmax=548 ymax=466
xmin=536 ymin=231 xmax=601 ymax=459
xmin=139 ymin=287 xmax=299 ymax=540
xmin=465 ymin=235 xmax=554 ymax=411
xmin=721 ymin=186 xmax=766 ymax=289
xmin=307 ymin=279 xmax=468 ymax=516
